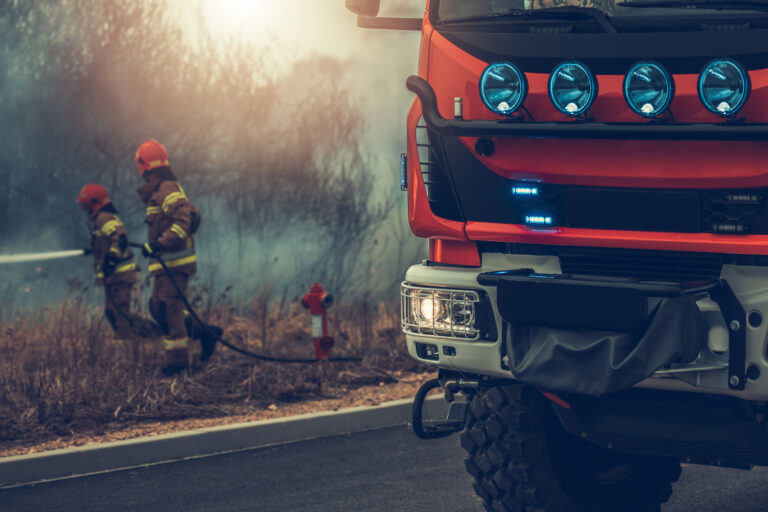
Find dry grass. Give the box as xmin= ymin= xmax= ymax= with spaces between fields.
xmin=0 ymin=289 xmax=426 ymax=449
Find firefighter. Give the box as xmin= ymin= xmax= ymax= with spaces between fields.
xmin=135 ymin=139 xmax=218 ymax=375
xmin=78 ymin=184 xmax=141 ymax=345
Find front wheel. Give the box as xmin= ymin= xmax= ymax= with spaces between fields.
xmin=460 ymin=384 xmax=681 ymax=512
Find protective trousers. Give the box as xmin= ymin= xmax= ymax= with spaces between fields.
xmin=150 ymin=270 xmax=190 ymax=369
xmin=104 ymin=282 xmax=141 ymax=345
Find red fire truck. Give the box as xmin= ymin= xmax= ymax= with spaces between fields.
xmin=349 ymin=0 xmax=768 ymax=510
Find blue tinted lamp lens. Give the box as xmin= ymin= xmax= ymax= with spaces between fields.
xmin=699 ymin=59 xmax=749 ymax=116
xmin=480 ymin=62 xmax=527 ymax=115
xmin=549 ymin=61 xmax=596 ymax=116
xmin=624 ymin=62 xmax=673 ymax=117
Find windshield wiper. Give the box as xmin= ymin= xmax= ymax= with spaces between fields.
xmin=618 ymin=0 xmax=768 ymax=10
xmin=440 ymin=6 xmax=618 ymax=33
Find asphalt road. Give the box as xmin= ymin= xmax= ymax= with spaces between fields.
xmin=2 ymin=425 xmax=768 ymax=512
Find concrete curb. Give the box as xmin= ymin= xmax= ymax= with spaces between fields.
xmin=0 ymin=396 xmax=446 ymax=488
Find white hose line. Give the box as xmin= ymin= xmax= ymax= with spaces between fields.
xmin=0 ymin=250 xmax=86 ymax=264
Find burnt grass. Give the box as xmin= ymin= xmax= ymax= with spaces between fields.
xmin=0 ymin=291 xmax=426 ymax=448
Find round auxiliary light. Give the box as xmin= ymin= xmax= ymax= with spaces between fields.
xmin=479 ymin=62 xmax=527 ymax=115
xmin=698 ymin=58 xmax=750 ymax=116
xmin=624 ymin=62 xmax=674 ymax=117
xmin=549 ymin=61 xmax=597 ymax=117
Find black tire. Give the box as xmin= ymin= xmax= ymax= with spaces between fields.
xmin=460 ymin=384 xmax=681 ymax=512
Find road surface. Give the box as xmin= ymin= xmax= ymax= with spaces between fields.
xmin=2 ymin=425 xmax=768 ymax=511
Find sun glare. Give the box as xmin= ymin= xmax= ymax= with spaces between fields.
xmin=204 ymin=0 xmax=276 ymax=34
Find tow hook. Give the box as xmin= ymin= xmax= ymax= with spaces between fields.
xmin=411 ymin=378 xmax=475 ymax=440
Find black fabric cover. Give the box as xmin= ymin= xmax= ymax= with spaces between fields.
xmin=506 ymin=296 xmax=705 ymax=396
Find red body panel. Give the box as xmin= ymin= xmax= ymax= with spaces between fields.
xmin=406 ymin=11 xmax=768 ymax=258
xmin=429 ymin=239 xmax=481 ymax=266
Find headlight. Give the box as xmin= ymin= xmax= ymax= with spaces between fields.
xmin=479 ymin=62 xmax=527 ymax=115
xmin=624 ymin=62 xmax=674 ymax=117
xmin=549 ymin=61 xmax=596 ymax=117
xmin=698 ymin=59 xmax=749 ymax=116
xmin=401 ymin=284 xmax=497 ymax=341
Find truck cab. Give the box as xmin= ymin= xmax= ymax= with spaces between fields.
xmin=349 ymin=0 xmax=768 ymax=510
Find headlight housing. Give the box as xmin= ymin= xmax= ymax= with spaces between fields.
xmin=401 ymin=284 xmax=497 ymax=341
xmin=479 ymin=62 xmax=527 ymax=115
xmin=624 ymin=62 xmax=674 ymax=117
xmin=549 ymin=61 xmax=597 ymax=117
xmin=698 ymin=58 xmax=750 ymax=116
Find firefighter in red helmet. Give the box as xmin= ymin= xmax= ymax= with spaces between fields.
xmin=135 ymin=139 xmax=218 ymax=375
xmin=78 ymin=184 xmax=142 ymax=345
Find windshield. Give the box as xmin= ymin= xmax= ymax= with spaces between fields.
xmin=435 ymin=0 xmax=766 ymax=19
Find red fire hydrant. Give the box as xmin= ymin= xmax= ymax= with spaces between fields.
xmin=301 ymin=283 xmax=335 ymax=359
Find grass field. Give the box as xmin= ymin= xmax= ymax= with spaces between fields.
xmin=0 ymin=287 xmax=425 ymax=449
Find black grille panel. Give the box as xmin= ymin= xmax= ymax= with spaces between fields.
xmin=701 ymin=191 xmax=766 ymax=234
xmin=519 ymin=184 xmax=768 ymax=234
xmin=557 ymin=248 xmax=724 ymax=282
xmin=480 ymin=243 xmax=728 ymax=282
xmin=417 ymin=123 xmax=463 ymax=221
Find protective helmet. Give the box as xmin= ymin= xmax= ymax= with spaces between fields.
xmin=134 ymin=139 xmax=170 ymax=175
xmin=77 ymin=184 xmax=111 ymax=212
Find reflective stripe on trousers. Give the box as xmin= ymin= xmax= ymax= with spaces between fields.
xmin=164 ymin=337 xmax=189 ymax=350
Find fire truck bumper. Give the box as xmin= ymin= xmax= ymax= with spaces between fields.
xmin=402 ymin=252 xmax=768 ymax=400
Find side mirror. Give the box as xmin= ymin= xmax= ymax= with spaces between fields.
xmin=345 ymin=0 xmax=380 ymax=17
xmin=347 ymin=0 xmax=423 ymax=31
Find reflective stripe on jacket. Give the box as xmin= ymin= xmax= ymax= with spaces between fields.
xmin=138 ymin=178 xmax=199 ymax=277
xmin=88 ymin=210 xmax=138 ymax=286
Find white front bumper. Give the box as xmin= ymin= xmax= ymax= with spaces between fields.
xmin=403 ymin=252 xmax=768 ymax=400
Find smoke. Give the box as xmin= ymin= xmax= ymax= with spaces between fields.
xmin=0 ymin=0 xmax=429 ymax=314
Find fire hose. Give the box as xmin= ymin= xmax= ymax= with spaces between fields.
xmin=127 ymin=242 xmax=362 ymax=364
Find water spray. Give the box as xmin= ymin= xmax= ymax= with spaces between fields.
xmin=0 ymin=250 xmax=86 ymax=265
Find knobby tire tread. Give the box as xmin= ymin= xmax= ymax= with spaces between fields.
xmin=460 ymin=384 xmax=682 ymax=512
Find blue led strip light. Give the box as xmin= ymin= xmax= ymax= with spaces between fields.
xmin=525 ymin=215 xmax=553 ymax=226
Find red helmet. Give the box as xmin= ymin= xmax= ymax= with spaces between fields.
xmin=77 ymin=184 xmax=111 ymax=212
xmin=134 ymin=139 xmax=170 ymax=175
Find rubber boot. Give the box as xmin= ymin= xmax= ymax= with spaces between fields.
xmin=200 ymin=325 xmax=222 ymax=362
xmin=162 ymin=347 xmax=189 ymax=376
xmin=186 ymin=316 xmax=220 ymax=363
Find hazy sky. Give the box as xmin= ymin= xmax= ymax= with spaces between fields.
xmin=173 ymin=0 xmax=427 ymax=188
xmin=191 ymin=1 xmax=425 ymax=60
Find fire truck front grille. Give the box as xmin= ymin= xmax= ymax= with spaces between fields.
xmin=700 ymin=191 xmax=766 ymax=234
xmin=520 ymin=185 xmax=768 ymax=234
xmin=480 ymin=244 xmax=727 ymax=283
xmin=557 ymin=248 xmax=724 ymax=282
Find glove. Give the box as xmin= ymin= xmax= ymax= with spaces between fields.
xmin=83 ymin=247 xmax=93 ymax=256
xmin=142 ymin=242 xmax=165 ymax=258
xmin=103 ymin=253 xmax=117 ymax=277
